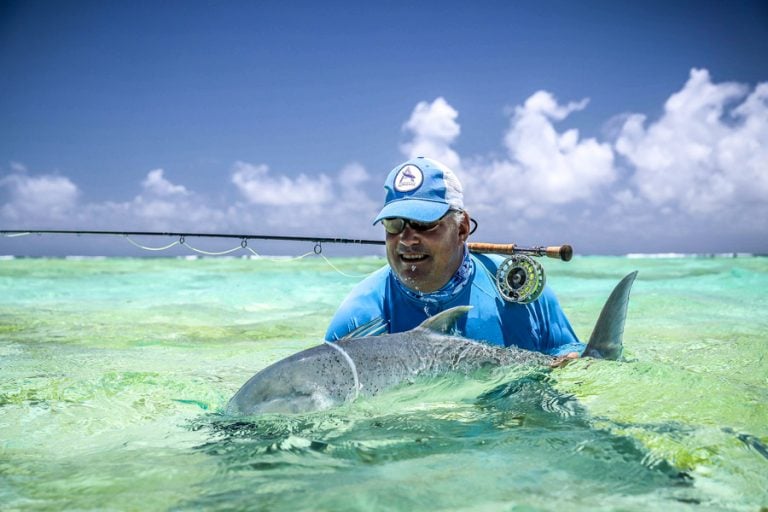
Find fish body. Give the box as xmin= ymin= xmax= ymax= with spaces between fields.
xmin=227 ymin=271 xmax=638 ymax=415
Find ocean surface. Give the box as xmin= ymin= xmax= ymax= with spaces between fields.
xmin=0 ymin=254 xmax=766 ymax=511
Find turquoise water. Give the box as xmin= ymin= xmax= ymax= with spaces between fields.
xmin=1 ymin=255 xmax=766 ymax=511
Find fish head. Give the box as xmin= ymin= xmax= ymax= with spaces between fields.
xmin=226 ymin=372 xmax=340 ymax=415
xmin=226 ymin=348 xmax=349 ymax=415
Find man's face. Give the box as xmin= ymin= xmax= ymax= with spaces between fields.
xmin=385 ymin=212 xmax=470 ymax=293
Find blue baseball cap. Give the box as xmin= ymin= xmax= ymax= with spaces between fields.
xmin=373 ymin=157 xmax=464 ymax=224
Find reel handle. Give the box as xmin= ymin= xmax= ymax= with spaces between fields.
xmin=468 ymin=243 xmax=573 ymax=262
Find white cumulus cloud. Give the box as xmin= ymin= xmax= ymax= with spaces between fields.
xmin=141 ymin=169 xmax=189 ymax=197
xmin=448 ymin=91 xmax=616 ymax=221
xmin=1 ymin=171 xmax=79 ymax=223
xmin=501 ymin=91 xmax=616 ymax=204
xmin=400 ymin=97 xmax=462 ymax=171
xmin=228 ymin=160 xmax=378 ymax=235
xmin=231 ymin=161 xmax=333 ymax=206
xmin=615 ymin=68 xmax=768 ymax=215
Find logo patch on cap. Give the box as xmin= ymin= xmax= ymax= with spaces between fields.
xmin=393 ymin=164 xmax=423 ymax=192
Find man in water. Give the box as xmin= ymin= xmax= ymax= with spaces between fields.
xmin=325 ymin=157 xmax=583 ymax=358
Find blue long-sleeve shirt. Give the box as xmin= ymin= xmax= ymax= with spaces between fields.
xmin=325 ymin=253 xmax=584 ymax=356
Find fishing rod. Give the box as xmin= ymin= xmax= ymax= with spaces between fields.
xmin=0 ymin=229 xmax=382 ymax=248
xmin=1 ymin=229 xmax=573 ymax=304
xmin=0 ymin=229 xmax=572 ymax=261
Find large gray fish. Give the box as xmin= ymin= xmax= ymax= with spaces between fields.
xmin=227 ymin=271 xmax=638 ymax=415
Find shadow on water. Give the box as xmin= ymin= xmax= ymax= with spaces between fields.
xmin=178 ymin=372 xmax=704 ymax=511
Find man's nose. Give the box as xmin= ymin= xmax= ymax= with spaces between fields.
xmin=398 ymin=225 xmax=421 ymax=246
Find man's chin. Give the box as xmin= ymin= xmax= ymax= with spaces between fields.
xmin=395 ymin=258 xmax=430 ymax=276
xmin=394 ymin=268 xmax=437 ymax=293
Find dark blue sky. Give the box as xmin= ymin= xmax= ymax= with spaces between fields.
xmin=1 ymin=0 xmax=767 ymax=255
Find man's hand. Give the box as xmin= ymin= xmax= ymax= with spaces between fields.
xmin=549 ymin=352 xmax=579 ymax=368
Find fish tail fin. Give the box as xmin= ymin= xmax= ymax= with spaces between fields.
xmin=582 ymin=271 xmax=638 ymax=360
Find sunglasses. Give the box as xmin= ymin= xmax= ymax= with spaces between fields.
xmin=382 ymin=213 xmax=449 ymax=235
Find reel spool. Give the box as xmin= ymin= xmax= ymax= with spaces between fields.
xmin=495 ymin=254 xmax=546 ymax=304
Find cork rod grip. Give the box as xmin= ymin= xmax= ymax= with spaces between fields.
xmin=467 ymin=243 xmax=518 ymax=255
xmin=547 ymin=245 xmax=573 ymax=261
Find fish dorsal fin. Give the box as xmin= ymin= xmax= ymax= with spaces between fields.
xmin=416 ymin=306 xmax=472 ymax=334
xmin=583 ymin=271 xmax=638 ymax=360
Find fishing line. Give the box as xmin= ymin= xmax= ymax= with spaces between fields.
xmin=181 ymin=240 xmax=244 ymax=256
xmin=246 ymin=247 xmax=318 ymax=262
xmin=318 ymin=253 xmax=371 ymax=278
xmin=123 ymin=236 xmax=180 ymax=252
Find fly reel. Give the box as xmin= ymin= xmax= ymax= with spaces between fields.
xmin=495 ymin=254 xmax=546 ymax=304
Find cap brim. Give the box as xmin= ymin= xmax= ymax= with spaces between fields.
xmin=372 ymin=199 xmax=450 ymax=225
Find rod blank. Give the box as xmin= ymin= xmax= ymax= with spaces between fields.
xmin=0 ymin=229 xmax=384 ymax=246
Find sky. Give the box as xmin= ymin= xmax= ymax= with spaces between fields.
xmin=1 ymin=0 xmax=767 ymax=257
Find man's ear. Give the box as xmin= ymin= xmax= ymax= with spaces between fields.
xmin=457 ymin=212 xmax=470 ymax=243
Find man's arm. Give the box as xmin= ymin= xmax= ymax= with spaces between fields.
xmin=534 ymin=286 xmax=585 ymax=357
